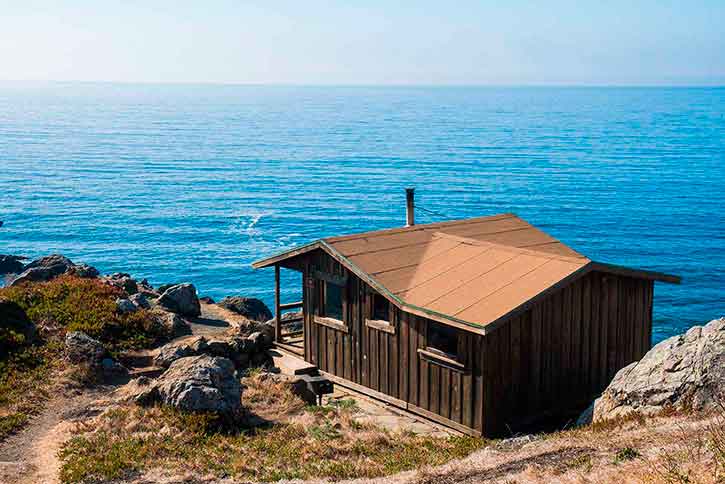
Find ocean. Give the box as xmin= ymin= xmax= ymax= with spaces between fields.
xmin=1 ymin=83 xmax=723 ymax=343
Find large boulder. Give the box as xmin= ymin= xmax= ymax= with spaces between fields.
xmin=219 ymin=297 xmax=272 ymax=322
xmin=23 ymin=254 xmax=73 ymax=271
xmin=589 ymin=317 xmax=725 ymax=423
xmin=0 ymin=255 xmax=27 ymax=275
xmin=149 ymin=308 xmax=192 ymax=339
xmin=65 ymin=331 xmax=106 ymax=368
xmin=8 ymin=254 xmax=99 ymax=286
xmin=157 ymin=283 xmax=201 ymax=317
xmin=136 ymin=355 xmax=241 ymax=414
xmin=154 ymin=336 xmax=209 ymax=368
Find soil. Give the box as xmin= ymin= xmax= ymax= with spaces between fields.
xmin=0 ymin=301 xmax=235 ymax=484
xmin=0 ymin=386 xmax=108 ymax=484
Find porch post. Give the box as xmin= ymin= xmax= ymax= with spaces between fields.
xmin=274 ymin=263 xmax=281 ymax=343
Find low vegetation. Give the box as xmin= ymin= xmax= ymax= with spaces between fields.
xmin=0 ymin=275 xmax=163 ymax=440
xmin=58 ymin=370 xmax=487 ymax=483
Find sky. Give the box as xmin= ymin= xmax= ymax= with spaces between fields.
xmin=1 ymin=0 xmax=723 ymax=86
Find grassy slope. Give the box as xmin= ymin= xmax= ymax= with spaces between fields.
xmin=0 ymin=276 xmax=164 ymax=440
xmin=58 ymin=371 xmax=487 ymax=483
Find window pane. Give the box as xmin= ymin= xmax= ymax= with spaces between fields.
xmin=324 ymin=282 xmax=343 ymax=321
xmin=428 ymin=321 xmax=458 ymax=357
xmin=372 ymin=293 xmax=390 ymax=321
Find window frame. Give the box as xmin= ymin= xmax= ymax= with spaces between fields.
xmin=419 ymin=320 xmax=467 ymax=371
xmin=364 ymin=290 xmax=395 ymax=334
xmin=312 ymin=270 xmax=348 ymax=333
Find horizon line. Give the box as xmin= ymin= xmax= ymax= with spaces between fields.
xmin=1 ymin=79 xmax=724 ymax=89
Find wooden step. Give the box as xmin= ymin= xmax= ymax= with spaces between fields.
xmin=268 ymin=349 xmax=318 ymax=376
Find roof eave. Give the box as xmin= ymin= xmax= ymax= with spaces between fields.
xmin=590 ymin=261 xmax=681 ymax=284
xmin=251 ymin=241 xmax=322 ymax=269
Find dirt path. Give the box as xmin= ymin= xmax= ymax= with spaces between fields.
xmin=0 ymin=302 xmax=240 ymax=484
xmin=0 ymin=387 xmax=108 ymax=484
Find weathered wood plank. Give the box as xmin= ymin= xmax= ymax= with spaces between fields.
xmin=607 ymin=276 xmax=619 ymax=381
xmin=419 ymin=318 xmax=429 ymax=410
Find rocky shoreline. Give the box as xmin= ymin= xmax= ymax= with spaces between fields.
xmin=2 ymin=252 xmax=723 ymax=426
xmin=0 ymin=253 xmax=295 ymax=416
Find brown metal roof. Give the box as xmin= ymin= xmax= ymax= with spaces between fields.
xmin=253 ymin=213 xmax=680 ymax=334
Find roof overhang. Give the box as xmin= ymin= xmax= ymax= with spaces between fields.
xmin=251 ymin=218 xmax=681 ymax=335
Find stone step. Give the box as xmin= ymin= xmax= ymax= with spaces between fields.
xmin=119 ymin=350 xmax=156 ymax=368
xmin=268 ymin=349 xmax=318 ymax=376
xmin=128 ymin=366 xmax=165 ymax=379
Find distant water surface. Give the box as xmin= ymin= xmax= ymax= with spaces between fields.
xmin=1 ymin=83 xmax=723 ymax=343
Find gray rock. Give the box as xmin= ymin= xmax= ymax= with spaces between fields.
xmin=138 ymin=355 xmax=241 ymax=414
xmin=129 ymin=293 xmax=151 ymax=309
xmin=104 ymin=273 xmax=138 ymax=295
xmin=152 ymin=310 xmax=192 ymax=338
xmin=0 ymin=255 xmax=27 ymax=275
xmin=66 ymin=263 xmax=99 ymax=278
xmin=206 ymin=339 xmax=234 ymax=358
xmin=24 ymin=254 xmax=74 ymax=271
xmin=116 ymin=298 xmax=138 ymax=314
xmin=246 ymin=331 xmax=264 ymax=352
xmin=157 ymin=283 xmax=201 ymax=317
xmin=8 ymin=254 xmax=98 ymax=286
xmin=154 ymin=336 xmax=208 ymax=368
xmin=65 ymin=331 xmax=106 ymax=367
xmin=9 ymin=265 xmax=67 ymax=286
xmin=219 ymin=297 xmax=272 ymax=322
xmin=591 ymin=317 xmax=725 ymax=422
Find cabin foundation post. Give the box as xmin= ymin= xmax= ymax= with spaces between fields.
xmin=274 ymin=264 xmax=281 ymax=343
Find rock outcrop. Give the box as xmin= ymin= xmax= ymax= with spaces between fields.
xmin=219 ymin=297 xmax=272 ymax=322
xmin=153 ymin=330 xmax=272 ymax=370
xmin=0 ymin=255 xmax=27 ymax=275
xmin=8 ymin=254 xmax=100 ymax=286
xmin=157 ymin=283 xmax=201 ymax=317
xmin=154 ymin=336 xmax=210 ymax=368
xmin=149 ymin=308 xmax=192 ymax=339
xmin=135 ymin=355 xmax=242 ymax=414
xmin=103 ymin=273 xmax=139 ymax=295
xmin=116 ymin=298 xmax=137 ymax=314
xmin=65 ymin=331 xmax=106 ymax=368
xmin=587 ymin=317 xmax=725 ymax=423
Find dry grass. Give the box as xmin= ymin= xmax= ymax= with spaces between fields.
xmin=58 ymin=371 xmax=487 ymax=483
xmin=410 ymin=408 xmax=725 ymax=484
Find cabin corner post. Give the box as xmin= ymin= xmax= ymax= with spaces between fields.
xmin=274 ymin=264 xmax=281 ymax=343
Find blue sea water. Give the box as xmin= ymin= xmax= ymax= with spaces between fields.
xmin=1 ymin=83 xmax=723 ymax=343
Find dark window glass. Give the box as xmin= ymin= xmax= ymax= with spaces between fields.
xmin=324 ymin=281 xmax=343 ymax=321
xmin=372 ymin=293 xmax=390 ymax=321
xmin=428 ymin=321 xmax=458 ymax=357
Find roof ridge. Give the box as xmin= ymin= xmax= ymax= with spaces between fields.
xmin=323 ymin=213 xmax=517 ymax=243
xmin=431 ymin=231 xmax=589 ymax=264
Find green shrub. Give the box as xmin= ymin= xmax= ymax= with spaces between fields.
xmin=0 ymin=275 xmax=163 ymax=352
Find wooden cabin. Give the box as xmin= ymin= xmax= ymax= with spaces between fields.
xmin=252 ymin=210 xmax=679 ymax=437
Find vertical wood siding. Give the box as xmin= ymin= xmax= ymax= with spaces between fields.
xmin=300 ymin=250 xmax=654 ymax=437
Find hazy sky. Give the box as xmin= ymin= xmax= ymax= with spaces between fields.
xmin=1 ymin=0 xmax=723 ymax=85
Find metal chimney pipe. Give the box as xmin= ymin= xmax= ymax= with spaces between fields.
xmin=405 ymin=188 xmax=415 ymax=227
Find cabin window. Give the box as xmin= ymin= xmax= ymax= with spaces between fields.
xmin=372 ymin=293 xmax=390 ymax=322
xmin=322 ymin=280 xmax=344 ymax=321
xmin=427 ymin=321 xmax=458 ymax=358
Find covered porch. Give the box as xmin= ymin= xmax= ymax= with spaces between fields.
xmin=271 ymin=263 xmax=305 ymax=356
